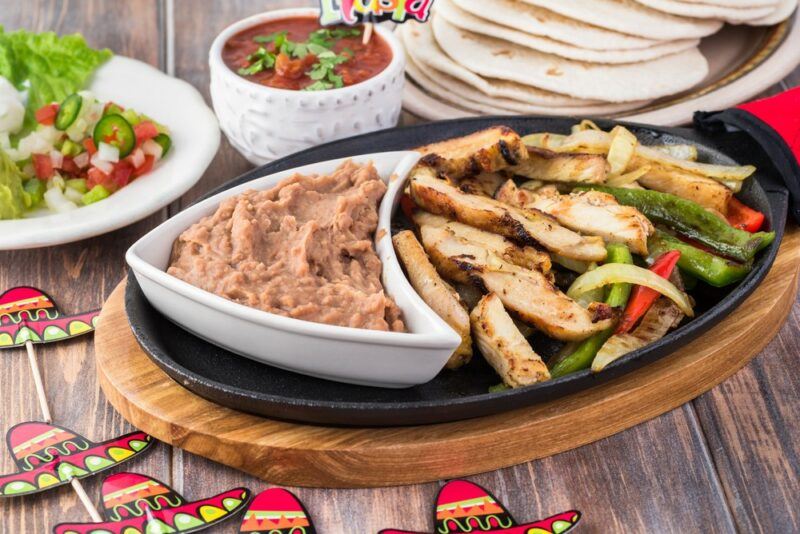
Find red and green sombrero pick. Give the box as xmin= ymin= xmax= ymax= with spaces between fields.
xmin=239 ymin=487 xmax=317 ymax=534
xmin=0 ymin=422 xmax=153 ymax=497
xmin=53 ymin=472 xmax=251 ymax=534
xmin=0 ymin=286 xmax=100 ymax=348
xmin=379 ymin=480 xmax=581 ymax=534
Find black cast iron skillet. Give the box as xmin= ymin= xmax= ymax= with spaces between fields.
xmin=125 ymin=117 xmax=788 ymax=426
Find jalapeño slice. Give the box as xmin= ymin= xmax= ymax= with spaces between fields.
xmin=153 ymin=133 xmax=172 ymax=157
xmin=93 ymin=114 xmax=135 ymax=157
xmin=54 ymin=93 xmax=83 ymax=131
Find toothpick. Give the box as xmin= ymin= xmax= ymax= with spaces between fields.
xmin=24 ymin=340 xmax=52 ymax=423
xmin=362 ymin=22 xmax=374 ymax=45
xmin=71 ymin=478 xmax=102 ymax=522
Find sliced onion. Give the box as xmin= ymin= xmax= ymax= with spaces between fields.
xmin=129 ymin=147 xmax=145 ymax=168
xmin=97 ymin=142 xmax=119 ymax=163
xmin=44 ymin=186 xmax=78 ymax=213
xmin=566 ymin=263 xmax=694 ymax=317
xmin=141 ymin=139 xmax=163 ymax=159
xmin=73 ymin=152 xmax=90 ymax=169
xmin=90 ymin=154 xmax=114 ymax=175
xmin=606 ymin=125 xmax=637 ymax=176
xmin=49 ymin=150 xmax=63 ymax=169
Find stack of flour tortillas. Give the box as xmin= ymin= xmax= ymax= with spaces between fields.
xmin=400 ymin=0 xmax=797 ymax=115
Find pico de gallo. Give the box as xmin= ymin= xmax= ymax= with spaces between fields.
xmin=2 ymin=90 xmax=171 ymax=214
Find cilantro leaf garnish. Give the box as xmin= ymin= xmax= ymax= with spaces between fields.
xmin=240 ymin=25 xmax=360 ymax=89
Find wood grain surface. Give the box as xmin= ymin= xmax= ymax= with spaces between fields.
xmin=1 ymin=1 xmax=799 ymax=533
xmin=94 ymin=225 xmax=799 ymax=490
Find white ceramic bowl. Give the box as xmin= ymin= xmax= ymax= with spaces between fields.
xmin=126 ymin=151 xmax=462 ymax=388
xmin=209 ymin=9 xmax=406 ymax=165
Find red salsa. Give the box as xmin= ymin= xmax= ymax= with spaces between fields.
xmin=222 ymin=16 xmax=392 ymax=91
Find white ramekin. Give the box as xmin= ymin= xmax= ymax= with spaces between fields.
xmin=209 ymin=8 xmax=406 ymax=165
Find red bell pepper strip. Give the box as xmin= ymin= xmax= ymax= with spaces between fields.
xmin=726 ymin=197 xmax=765 ymax=233
xmin=616 ymin=250 xmax=681 ymax=334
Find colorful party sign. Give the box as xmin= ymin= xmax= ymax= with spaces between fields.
xmin=53 ymin=472 xmax=251 ymax=534
xmin=240 ymin=487 xmax=317 ymax=533
xmin=379 ymin=480 xmax=581 ymax=533
xmin=0 ymin=286 xmax=99 ymax=349
xmin=318 ymin=0 xmax=435 ymax=25
xmin=0 ymin=422 xmax=153 ymax=497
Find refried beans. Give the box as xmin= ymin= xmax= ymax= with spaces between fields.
xmin=167 ymin=160 xmax=405 ymax=332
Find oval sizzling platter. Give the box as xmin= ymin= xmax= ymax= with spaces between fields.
xmin=125 ymin=116 xmax=788 ymax=426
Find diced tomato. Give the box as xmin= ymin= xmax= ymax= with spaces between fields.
xmin=35 ymin=104 xmax=59 ymax=126
xmin=83 ymin=138 xmax=97 ymax=156
xmin=616 ymin=250 xmax=681 ymax=334
xmin=111 ymin=160 xmax=134 ymax=188
xmin=32 ymin=154 xmax=55 ymax=179
xmin=61 ymin=156 xmax=81 ymax=176
xmin=87 ymin=167 xmax=113 ymax=191
xmin=726 ymin=197 xmax=765 ymax=233
xmin=133 ymin=155 xmax=155 ymax=178
xmin=134 ymin=121 xmax=159 ymax=145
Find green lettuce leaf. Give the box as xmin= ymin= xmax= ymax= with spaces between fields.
xmin=0 ymin=26 xmax=112 ymax=132
xmin=0 ymin=148 xmax=26 ymax=219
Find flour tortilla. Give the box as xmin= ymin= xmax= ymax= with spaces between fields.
xmin=518 ymin=0 xmax=723 ymax=40
xmin=432 ymin=16 xmax=709 ymax=102
xmin=680 ymin=0 xmax=778 ymax=7
xmin=452 ymin=0 xmax=664 ymax=50
xmin=634 ymin=0 xmax=776 ymax=21
xmin=400 ymin=22 xmax=603 ymax=106
xmin=746 ymin=0 xmax=798 ymax=23
xmin=406 ymin=51 xmax=652 ymax=116
xmin=438 ymin=0 xmax=699 ymax=64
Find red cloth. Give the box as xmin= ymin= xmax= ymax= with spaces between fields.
xmin=737 ymin=86 xmax=800 ymax=163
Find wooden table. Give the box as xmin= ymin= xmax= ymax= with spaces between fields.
xmin=1 ymin=2 xmax=798 ymax=532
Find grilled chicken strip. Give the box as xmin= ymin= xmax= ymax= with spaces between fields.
xmin=495 ymin=181 xmax=654 ymax=256
xmin=409 ymin=166 xmax=607 ymax=262
xmin=458 ymin=172 xmax=507 ymax=197
xmin=471 ymin=293 xmax=550 ymax=388
xmin=638 ymin=166 xmax=732 ymax=215
xmin=508 ymin=147 xmax=608 ymax=183
xmin=393 ymin=231 xmax=472 ymax=369
xmin=419 ymin=225 xmax=614 ymax=341
xmin=416 ymin=126 xmax=528 ymax=179
xmin=413 ymin=211 xmax=551 ymax=273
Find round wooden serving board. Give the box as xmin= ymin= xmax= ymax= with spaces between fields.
xmin=96 ymin=227 xmax=800 ymax=488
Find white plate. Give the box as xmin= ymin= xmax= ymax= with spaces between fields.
xmin=0 ymin=56 xmax=220 ymax=250
xmin=126 ymin=152 xmax=462 ymax=388
xmin=404 ymin=14 xmax=800 ymax=126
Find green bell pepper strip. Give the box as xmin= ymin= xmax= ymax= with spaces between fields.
xmin=648 ymin=230 xmax=752 ymax=288
xmin=550 ymin=243 xmax=633 ymax=378
xmin=576 ymin=185 xmax=774 ymax=263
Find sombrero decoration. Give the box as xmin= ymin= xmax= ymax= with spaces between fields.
xmin=0 ymin=422 xmax=153 ymax=497
xmin=53 ymin=472 xmax=250 ymax=534
xmin=695 ymin=86 xmax=800 ymax=223
xmin=239 ymin=487 xmax=317 ymax=534
xmin=0 ymin=286 xmax=99 ymax=348
xmin=0 ymin=286 xmax=101 ymax=422
xmin=379 ymin=480 xmax=581 ymax=534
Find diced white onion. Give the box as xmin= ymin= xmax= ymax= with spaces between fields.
xmin=64 ymin=186 xmax=84 ymax=203
xmin=0 ymin=132 xmax=11 ymax=149
xmin=141 ymin=139 xmax=163 ymax=159
xmin=44 ymin=185 xmax=78 ymax=213
xmin=73 ymin=152 xmax=90 ymax=169
xmin=97 ymin=142 xmax=120 ymax=163
xmin=49 ymin=173 xmax=65 ymax=190
xmin=90 ymin=154 xmax=114 ymax=175
xmin=66 ymin=118 xmax=88 ymax=142
xmin=49 ymin=150 xmax=64 ymax=169
xmin=18 ymin=132 xmax=52 ymax=158
xmin=38 ymin=125 xmax=61 ymax=145
xmin=129 ymin=147 xmax=145 ymax=169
